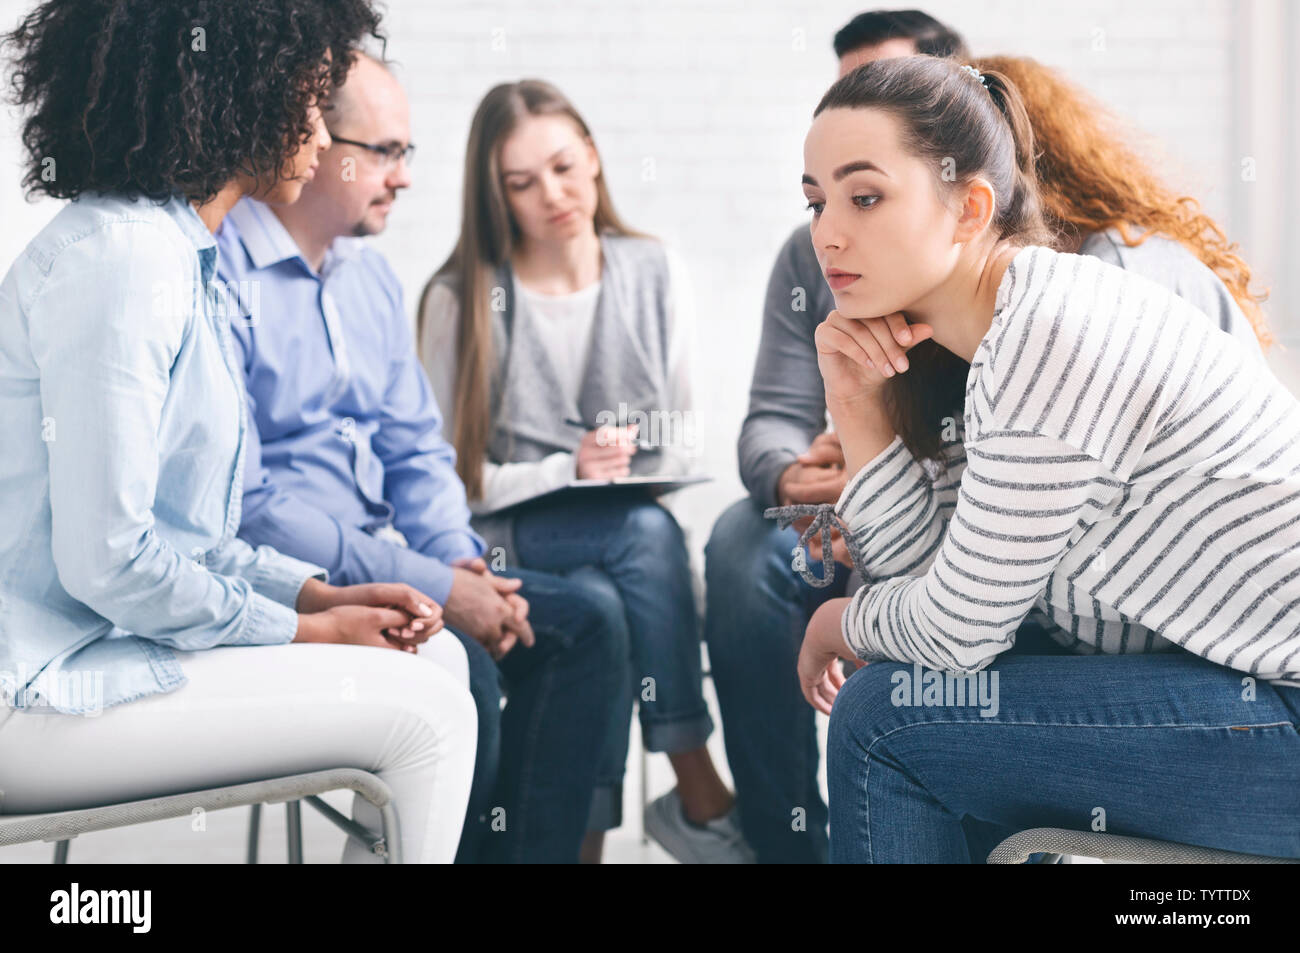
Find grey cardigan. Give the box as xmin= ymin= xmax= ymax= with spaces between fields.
xmin=429 ymin=232 xmax=678 ymax=565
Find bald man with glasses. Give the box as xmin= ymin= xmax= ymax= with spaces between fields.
xmin=214 ymin=53 xmax=623 ymax=864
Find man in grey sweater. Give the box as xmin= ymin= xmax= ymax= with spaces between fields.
xmin=703 ymin=10 xmax=971 ymax=864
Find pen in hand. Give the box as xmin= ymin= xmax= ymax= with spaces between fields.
xmin=564 ymin=416 xmax=653 ymax=450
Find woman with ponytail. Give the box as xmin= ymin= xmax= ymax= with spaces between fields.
xmin=831 ymin=53 xmax=1278 ymax=514
xmin=788 ymin=55 xmax=1300 ymax=862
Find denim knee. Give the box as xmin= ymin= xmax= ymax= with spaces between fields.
xmin=705 ymin=499 xmax=795 ymax=591
xmin=622 ymin=499 xmax=685 ymax=541
xmin=548 ymin=576 xmax=628 ymax=670
xmin=704 ymin=499 xmax=806 ymax=659
xmin=568 ymin=577 xmax=630 ymax=658
xmin=559 ymin=572 xmax=632 ymax=735
xmin=706 ymin=499 xmax=762 ymax=577
xmin=608 ymin=501 xmax=689 ymax=569
xmin=828 ymin=661 xmax=913 ymax=762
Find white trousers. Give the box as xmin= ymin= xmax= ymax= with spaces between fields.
xmin=0 ymin=634 xmax=477 ymax=863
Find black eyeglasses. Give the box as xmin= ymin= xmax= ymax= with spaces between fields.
xmin=329 ymin=135 xmax=416 ymax=168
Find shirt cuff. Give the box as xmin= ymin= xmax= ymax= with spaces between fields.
xmin=469 ymin=450 xmax=576 ymax=515
xmin=841 ymin=584 xmax=890 ymax=662
xmin=544 ymin=449 xmax=578 ymax=484
xmin=751 ymin=449 xmax=799 ymax=509
xmin=435 ymin=530 xmax=487 ymax=565
xmin=834 ymin=435 xmax=924 ymax=520
xmin=246 ymin=552 xmax=330 ymax=609
xmin=231 ymin=591 xmax=302 ymax=647
xmin=420 ymin=557 xmax=456 ymax=605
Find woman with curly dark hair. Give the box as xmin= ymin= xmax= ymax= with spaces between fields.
xmin=0 ymin=0 xmax=477 ymax=864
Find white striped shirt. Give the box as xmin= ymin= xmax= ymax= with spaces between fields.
xmin=837 ymin=244 xmax=1300 ymax=686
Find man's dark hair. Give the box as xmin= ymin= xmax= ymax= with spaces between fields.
xmin=832 ymin=9 xmax=969 ymax=60
xmin=3 ymin=0 xmax=385 ymax=203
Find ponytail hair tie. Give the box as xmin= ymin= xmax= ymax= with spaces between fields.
xmin=960 ymin=64 xmax=988 ymax=88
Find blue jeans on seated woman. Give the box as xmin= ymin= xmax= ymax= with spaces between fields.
xmin=827 ymin=647 xmax=1300 ymax=863
xmin=512 ymin=495 xmax=714 ymax=830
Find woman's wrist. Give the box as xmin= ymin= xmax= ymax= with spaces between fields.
xmin=295 ymin=577 xmax=335 ymax=614
xmin=827 ymin=391 xmax=897 ymax=477
xmin=826 ymin=386 xmax=886 ymax=424
xmin=812 ymin=597 xmax=855 ymax=659
xmin=294 ymin=611 xmax=323 ymax=644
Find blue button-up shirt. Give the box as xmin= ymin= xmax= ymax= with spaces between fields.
xmin=215 ymin=199 xmax=484 ymax=605
xmin=0 ymin=193 xmax=325 ymax=716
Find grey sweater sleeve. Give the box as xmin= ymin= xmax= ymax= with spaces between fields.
xmin=738 ymin=225 xmax=837 ymax=508
xmin=1077 ymin=228 xmax=1265 ymax=359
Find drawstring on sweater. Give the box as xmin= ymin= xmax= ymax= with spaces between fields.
xmin=763 ymin=501 xmax=873 ymax=589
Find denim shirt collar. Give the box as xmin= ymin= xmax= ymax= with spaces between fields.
xmin=163 ymin=193 xmax=219 ymax=286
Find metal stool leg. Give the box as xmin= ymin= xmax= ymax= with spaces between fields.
xmin=52 ymin=840 xmax=70 ymax=864
xmin=640 ymin=741 xmax=649 ymax=845
xmin=246 ymin=803 xmax=262 ymax=864
xmin=286 ymin=800 xmax=303 ymax=864
xmin=303 ymin=794 xmax=396 ymax=861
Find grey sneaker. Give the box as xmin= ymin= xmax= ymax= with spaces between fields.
xmin=643 ymin=789 xmax=756 ymax=864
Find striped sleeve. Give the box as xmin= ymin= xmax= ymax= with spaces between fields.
xmin=840 ymin=429 xmax=1121 ymax=671
xmin=833 ymin=419 xmax=966 ymax=582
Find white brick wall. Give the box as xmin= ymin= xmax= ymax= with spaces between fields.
xmin=1 ymin=0 xmax=1294 ymax=554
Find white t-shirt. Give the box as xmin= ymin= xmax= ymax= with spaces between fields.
xmin=513 ymin=274 xmax=602 ymax=416
xmin=419 ymin=245 xmax=698 ymax=513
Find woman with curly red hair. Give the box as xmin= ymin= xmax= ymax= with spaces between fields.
xmin=976 ymin=54 xmax=1272 ymax=350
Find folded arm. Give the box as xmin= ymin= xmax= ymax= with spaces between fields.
xmin=236 ymin=392 xmax=462 ymax=606
xmin=833 ymin=419 xmax=968 ymax=582
xmin=839 ymin=428 xmax=1119 ymax=672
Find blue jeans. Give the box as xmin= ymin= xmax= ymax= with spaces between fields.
xmin=450 ymin=566 xmax=623 ymax=863
xmin=704 ymin=498 xmax=847 ymax=863
xmin=447 ymin=627 xmax=501 ymax=864
xmin=512 ymin=495 xmax=714 ymax=831
xmin=703 ymin=498 xmax=1061 ymax=863
xmin=828 ymin=647 xmax=1300 ymax=863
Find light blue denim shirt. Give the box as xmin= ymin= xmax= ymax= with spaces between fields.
xmin=0 ymin=192 xmax=326 ymax=716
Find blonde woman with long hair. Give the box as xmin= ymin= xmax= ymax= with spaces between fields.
xmin=419 ymin=80 xmax=746 ymax=863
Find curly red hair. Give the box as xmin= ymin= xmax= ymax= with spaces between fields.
xmin=975 ymin=54 xmax=1274 ymax=351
